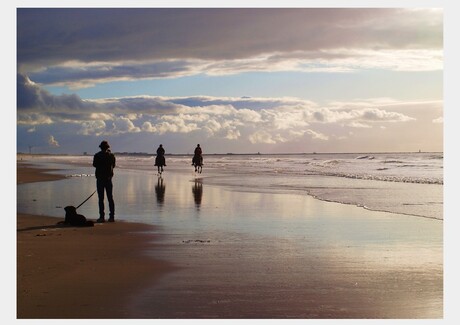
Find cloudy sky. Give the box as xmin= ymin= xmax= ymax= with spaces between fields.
xmin=16 ymin=7 xmax=443 ymax=154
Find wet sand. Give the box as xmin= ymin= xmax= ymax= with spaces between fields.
xmin=132 ymin=219 xmax=443 ymax=319
xmin=17 ymin=163 xmax=174 ymax=318
xmin=17 ymin=163 xmax=69 ymax=184
xmin=16 ymin=160 xmax=443 ymax=319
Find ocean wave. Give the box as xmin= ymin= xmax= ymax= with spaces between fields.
xmin=315 ymin=159 xmax=342 ymax=167
xmin=383 ymin=160 xmax=404 ymax=164
xmin=61 ymin=153 xmax=442 ymax=186
xmin=66 ymin=173 xmax=94 ymax=177
xmin=321 ymin=171 xmax=443 ymax=185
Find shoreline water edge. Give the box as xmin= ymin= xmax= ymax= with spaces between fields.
xmin=19 ymin=152 xmax=443 ymax=220
xmin=16 ymin=153 xmax=443 ymax=319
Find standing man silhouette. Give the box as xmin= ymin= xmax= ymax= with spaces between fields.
xmin=93 ymin=140 xmax=116 ymax=222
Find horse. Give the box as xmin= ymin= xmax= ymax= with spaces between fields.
xmin=192 ymin=154 xmax=203 ymax=174
xmin=155 ymin=154 xmax=166 ymax=175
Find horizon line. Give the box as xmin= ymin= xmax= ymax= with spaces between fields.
xmin=17 ymin=150 xmax=443 ymax=157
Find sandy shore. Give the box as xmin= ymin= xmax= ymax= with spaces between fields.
xmin=17 ymin=163 xmax=68 ymax=185
xmin=17 ymin=163 xmax=174 ymax=318
xmin=16 ymin=159 xmax=443 ymax=319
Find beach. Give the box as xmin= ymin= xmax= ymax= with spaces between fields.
xmin=16 ymin=155 xmax=443 ymax=319
xmin=17 ymin=164 xmax=174 ymax=318
xmin=14 ymin=6 xmax=448 ymax=321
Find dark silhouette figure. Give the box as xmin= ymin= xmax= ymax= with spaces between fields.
xmin=155 ymin=177 xmax=166 ymax=206
xmin=93 ymin=140 xmax=116 ymax=223
xmin=192 ymin=179 xmax=203 ymax=210
xmin=63 ymin=206 xmax=94 ymax=227
xmin=155 ymin=144 xmax=166 ymax=175
xmin=192 ymin=144 xmax=203 ymax=173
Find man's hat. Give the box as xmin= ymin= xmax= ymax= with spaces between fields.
xmin=99 ymin=140 xmax=110 ymax=149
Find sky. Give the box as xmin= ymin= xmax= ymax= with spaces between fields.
xmin=16 ymin=6 xmax=444 ymax=155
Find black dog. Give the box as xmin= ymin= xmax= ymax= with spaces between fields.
xmin=63 ymin=206 xmax=94 ymax=227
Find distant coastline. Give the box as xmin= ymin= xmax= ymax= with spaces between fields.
xmin=17 ymin=150 xmax=444 ymax=158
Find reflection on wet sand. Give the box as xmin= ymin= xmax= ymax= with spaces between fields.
xmin=192 ymin=178 xmax=203 ymax=210
xmin=155 ymin=177 xmax=165 ymax=207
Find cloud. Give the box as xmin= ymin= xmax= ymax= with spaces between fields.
xmin=249 ymin=130 xmax=279 ymax=144
xmin=16 ymin=8 xmax=443 ymax=154
xmin=348 ymin=122 xmax=372 ymax=128
xmin=48 ymin=135 xmax=59 ymax=147
xmin=28 ymin=60 xmax=204 ymax=88
xmin=288 ymin=105 xmax=415 ymax=127
xmin=154 ymin=115 xmax=200 ymax=134
xmin=359 ymin=108 xmax=415 ymax=122
xmin=112 ymin=117 xmax=141 ymax=134
xmin=17 ymin=76 xmax=424 ymax=147
xmin=17 ymin=74 xmax=88 ymax=111
xmin=225 ymin=129 xmax=241 ymax=140
xmin=25 ymin=48 xmax=442 ymax=88
xmin=17 ymin=73 xmax=182 ymax=124
xmin=18 ymin=76 xmax=414 ymax=139
xmin=78 ymin=120 xmax=107 ymax=136
xmin=305 ymin=130 xmax=329 ymax=141
xmin=18 ymin=9 xmax=442 ymax=64
xmin=17 ymin=113 xmax=53 ymax=126
xmin=17 ymin=8 xmax=442 ymax=88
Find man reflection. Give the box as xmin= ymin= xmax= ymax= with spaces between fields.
xmin=192 ymin=179 xmax=203 ymax=210
xmin=155 ymin=177 xmax=166 ymax=206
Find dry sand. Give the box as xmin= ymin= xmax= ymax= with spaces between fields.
xmin=17 ymin=163 xmax=174 ymax=319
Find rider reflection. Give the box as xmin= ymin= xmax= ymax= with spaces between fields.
xmin=155 ymin=177 xmax=165 ymax=206
xmin=192 ymin=179 xmax=203 ymax=210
